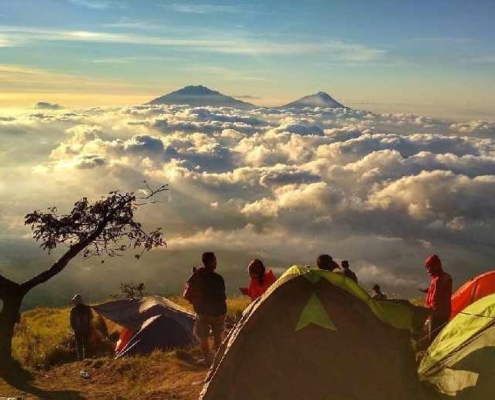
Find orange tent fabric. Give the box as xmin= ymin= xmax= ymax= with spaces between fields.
xmin=115 ymin=328 xmax=133 ymax=353
xmin=451 ymin=271 xmax=495 ymax=319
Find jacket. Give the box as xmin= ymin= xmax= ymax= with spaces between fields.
xmin=426 ymin=271 xmax=453 ymax=318
xmin=240 ymin=270 xmax=277 ymax=302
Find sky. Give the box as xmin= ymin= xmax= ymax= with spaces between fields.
xmin=0 ymin=0 xmax=495 ymax=119
xmin=1 ymin=1 xmax=495 ymax=309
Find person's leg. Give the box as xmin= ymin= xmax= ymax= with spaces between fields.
xmin=81 ymin=333 xmax=89 ymax=360
xmin=211 ymin=315 xmax=225 ymax=351
xmin=200 ymin=339 xmax=210 ymax=362
xmin=194 ymin=315 xmax=211 ymax=363
xmin=75 ymin=333 xmax=84 ymax=361
xmin=429 ymin=315 xmax=448 ymax=344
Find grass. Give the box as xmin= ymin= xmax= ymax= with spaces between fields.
xmin=12 ymin=296 xmax=250 ymax=370
xmin=13 ymin=307 xmax=74 ymax=368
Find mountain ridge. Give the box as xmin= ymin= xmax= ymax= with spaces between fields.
xmin=282 ymin=91 xmax=346 ymax=109
xmin=146 ymin=85 xmax=256 ymax=109
xmin=146 ymin=85 xmax=348 ymax=110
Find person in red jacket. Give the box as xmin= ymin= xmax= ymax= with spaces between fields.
xmin=239 ymin=259 xmax=276 ymax=302
xmin=422 ymin=254 xmax=453 ymax=343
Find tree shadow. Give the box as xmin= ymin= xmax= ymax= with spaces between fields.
xmin=1 ymin=361 xmax=84 ymax=399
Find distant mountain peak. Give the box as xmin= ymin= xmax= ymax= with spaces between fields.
xmin=146 ymin=85 xmax=255 ymax=109
xmin=174 ymin=85 xmax=219 ymax=95
xmin=283 ymin=91 xmax=347 ymax=109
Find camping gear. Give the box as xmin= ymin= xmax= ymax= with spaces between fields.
xmin=450 ymin=271 xmax=495 ymax=319
xmin=419 ymin=293 xmax=495 ymax=399
xmin=92 ymin=296 xmax=196 ymax=357
xmin=200 ymin=266 xmax=425 ymax=400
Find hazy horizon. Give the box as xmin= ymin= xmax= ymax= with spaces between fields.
xmin=1 ymin=0 xmax=495 ymax=120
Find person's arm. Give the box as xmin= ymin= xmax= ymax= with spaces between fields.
xmin=239 ymin=287 xmax=249 ymax=295
xmin=69 ymin=308 xmax=76 ymax=330
xmin=221 ymin=276 xmax=226 ymax=301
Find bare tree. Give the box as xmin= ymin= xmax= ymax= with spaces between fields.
xmin=0 ymin=184 xmax=167 ymax=368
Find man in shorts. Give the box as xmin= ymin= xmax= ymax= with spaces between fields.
xmin=184 ymin=252 xmax=227 ymax=365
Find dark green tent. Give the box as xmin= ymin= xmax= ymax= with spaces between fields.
xmin=200 ymin=266 xmax=425 ymax=400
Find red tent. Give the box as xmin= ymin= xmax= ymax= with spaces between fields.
xmin=451 ymin=271 xmax=495 ymax=319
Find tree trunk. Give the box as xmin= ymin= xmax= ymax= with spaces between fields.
xmin=0 ymin=288 xmax=24 ymax=369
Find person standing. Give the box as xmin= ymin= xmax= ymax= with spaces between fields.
xmin=371 ymin=284 xmax=388 ymax=300
xmin=69 ymin=294 xmax=93 ymax=361
xmin=423 ymin=254 xmax=453 ymax=343
xmin=183 ymin=252 xmax=227 ymax=365
xmin=239 ymin=259 xmax=276 ymax=302
xmin=341 ymin=260 xmax=358 ymax=283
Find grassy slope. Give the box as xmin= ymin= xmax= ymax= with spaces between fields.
xmin=0 ymin=296 xmax=250 ymax=399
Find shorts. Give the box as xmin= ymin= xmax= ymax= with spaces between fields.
xmin=194 ymin=314 xmax=225 ymax=339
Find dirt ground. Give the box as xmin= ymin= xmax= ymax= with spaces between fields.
xmin=0 ymin=354 xmax=208 ymax=400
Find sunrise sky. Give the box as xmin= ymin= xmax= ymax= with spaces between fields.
xmin=2 ymin=1 xmax=495 ymax=307
xmin=1 ymin=0 xmax=495 ymax=119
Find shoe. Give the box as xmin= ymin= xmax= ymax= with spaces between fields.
xmin=79 ymin=370 xmax=90 ymax=379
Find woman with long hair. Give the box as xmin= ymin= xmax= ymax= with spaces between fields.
xmin=239 ymin=259 xmax=276 ymax=302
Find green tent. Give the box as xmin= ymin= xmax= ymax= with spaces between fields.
xmin=200 ymin=266 xmax=425 ymax=400
xmin=419 ymin=293 xmax=495 ymax=399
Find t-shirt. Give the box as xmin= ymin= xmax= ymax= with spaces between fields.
xmin=372 ymin=292 xmax=388 ymax=301
xmin=70 ymin=304 xmax=93 ymax=335
xmin=184 ymin=267 xmax=227 ymax=317
xmin=241 ymin=270 xmax=277 ymax=302
xmin=344 ymin=268 xmax=358 ymax=283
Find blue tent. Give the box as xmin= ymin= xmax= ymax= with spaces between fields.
xmin=93 ymin=296 xmax=196 ymax=357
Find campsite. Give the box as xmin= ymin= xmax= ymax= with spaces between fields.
xmin=3 ymin=267 xmax=495 ymax=399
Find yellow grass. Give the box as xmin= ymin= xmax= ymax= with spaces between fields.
xmin=12 ymin=296 xmax=250 ymax=369
xmin=13 ymin=307 xmax=73 ymax=368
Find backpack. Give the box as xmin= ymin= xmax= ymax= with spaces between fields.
xmin=183 ymin=267 xmax=202 ymax=305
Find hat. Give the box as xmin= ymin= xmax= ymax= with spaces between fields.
xmin=425 ymin=254 xmax=442 ymax=270
xmin=71 ymin=294 xmax=83 ymax=305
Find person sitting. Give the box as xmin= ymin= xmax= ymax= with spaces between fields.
xmin=371 ymin=284 xmax=388 ymax=300
xmin=341 ymin=260 xmax=358 ymax=283
xmin=239 ymin=259 xmax=276 ymax=302
xmin=69 ymin=294 xmax=93 ymax=361
xmin=316 ymin=254 xmax=341 ymax=272
xmin=183 ymin=252 xmax=226 ymax=365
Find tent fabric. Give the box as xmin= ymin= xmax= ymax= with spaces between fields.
xmin=200 ymin=266 xmax=424 ymax=400
xmin=92 ymin=296 xmax=196 ymax=357
xmin=115 ymin=314 xmax=195 ymax=357
xmin=450 ymin=271 xmax=495 ymax=319
xmin=419 ymin=293 xmax=495 ymax=399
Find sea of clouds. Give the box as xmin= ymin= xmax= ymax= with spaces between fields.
xmin=1 ymin=104 xmax=495 ymax=306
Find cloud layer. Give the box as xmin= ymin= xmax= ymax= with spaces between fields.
xmin=2 ymin=103 xmax=495 ymax=304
